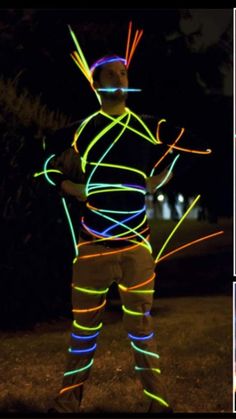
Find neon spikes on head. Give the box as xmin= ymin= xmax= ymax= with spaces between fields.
xmin=69 ymin=21 xmax=143 ymax=77
xmin=125 ymin=21 xmax=143 ymax=69
xmin=90 ymin=21 xmax=143 ymax=73
xmin=68 ymin=21 xmax=143 ymax=103
xmin=68 ymin=25 xmax=91 ymax=81
xmin=68 ymin=25 xmax=101 ymax=104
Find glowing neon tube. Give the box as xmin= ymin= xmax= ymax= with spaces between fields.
xmin=135 ymin=366 xmax=161 ymax=374
xmin=87 ymin=202 xmax=146 ymax=214
xmin=71 ymin=332 xmax=99 ymax=340
xmin=73 ymin=320 xmax=103 ymax=331
xmin=97 ymin=88 xmax=142 ymax=92
xmin=156 ymin=230 xmax=224 ymax=264
xmin=102 ymin=209 xmax=146 ymax=237
xmin=119 ymin=273 xmax=155 ymax=291
xmin=61 ymin=197 xmax=79 ymax=258
xmin=72 ymin=285 xmax=109 ymax=295
xmin=125 ymin=21 xmax=132 ymax=65
xmin=127 ymin=29 xmax=143 ymax=68
xmin=82 ymin=111 xmax=130 ymax=174
xmin=59 ymin=382 xmax=84 ymax=395
xmin=89 ymin=207 xmax=151 ymax=252
xmin=155 ymin=118 xmax=167 ymax=142
xmin=68 ymin=343 xmax=97 ymax=354
xmin=68 ymin=25 xmax=90 ymax=74
xmin=90 ymin=56 xmax=126 ymax=73
xmin=43 ymin=154 xmax=57 ymax=186
xmin=154 ymin=154 xmax=180 ymax=190
xmin=126 ymin=24 xmax=143 ymax=68
xmin=72 ymin=111 xmax=100 ymax=153
xmin=155 ymin=194 xmax=201 ymax=263
xmin=33 ymin=169 xmax=62 ymax=178
xmin=128 ymin=332 xmax=154 ymax=340
xmin=122 ymin=305 xmax=150 ymax=316
xmin=72 ymin=299 xmax=106 ymax=313
xmin=143 ymin=389 xmax=169 ymax=407
xmin=151 ymin=127 xmax=185 ymax=172
xmin=81 ymin=219 xmax=149 ymax=242
xmin=131 ymin=341 xmax=160 ymax=359
xmin=168 ymin=145 xmax=212 ymax=154
xmin=100 ymin=109 xmax=158 ymax=144
xmin=86 ymin=205 xmax=147 ymax=240
xmin=64 ymin=359 xmax=94 ymax=376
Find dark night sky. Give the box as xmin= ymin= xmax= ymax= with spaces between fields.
xmin=0 ymin=9 xmax=232 ymax=122
xmin=13 ymin=9 xmax=182 ymax=119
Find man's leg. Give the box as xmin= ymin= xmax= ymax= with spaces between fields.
xmin=118 ymin=244 xmax=172 ymax=412
xmin=53 ymin=244 xmax=112 ymax=413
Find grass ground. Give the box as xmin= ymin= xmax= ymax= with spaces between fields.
xmin=0 ymin=295 xmax=232 ymax=414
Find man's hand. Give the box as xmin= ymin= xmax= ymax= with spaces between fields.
xmin=146 ymin=168 xmax=173 ymax=193
xmin=61 ymin=180 xmax=86 ymax=202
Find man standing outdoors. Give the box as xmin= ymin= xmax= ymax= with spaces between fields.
xmin=46 ymin=54 xmax=178 ymax=414
xmin=44 ymin=45 xmax=210 ymax=413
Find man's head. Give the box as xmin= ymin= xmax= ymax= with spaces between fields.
xmin=91 ymin=55 xmax=129 ymax=103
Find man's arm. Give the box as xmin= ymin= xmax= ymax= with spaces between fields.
xmin=46 ymin=146 xmax=86 ymax=202
xmin=60 ymin=179 xmax=86 ymax=202
xmin=146 ymin=168 xmax=174 ymax=193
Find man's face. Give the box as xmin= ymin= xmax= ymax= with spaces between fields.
xmin=94 ymin=61 xmax=129 ymax=102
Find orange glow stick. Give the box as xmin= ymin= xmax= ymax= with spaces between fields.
xmin=59 ymin=382 xmax=84 ymax=395
xmin=167 ymin=145 xmax=212 ymax=154
xmin=125 ymin=21 xmax=132 ymax=65
xmin=152 ymin=127 xmax=185 ymax=171
xmin=72 ymin=300 xmax=106 ymax=313
xmin=156 ymin=230 xmax=224 ymax=264
xmin=127 ymin=30 xmax=143 ymax=68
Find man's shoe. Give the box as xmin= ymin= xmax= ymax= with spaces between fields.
xmin=48 ymin=384 xmax=84 ymax=414
xmin=147 ymin=400 xmax=174 ymax=414
xmin=47 ymin=408 xmax=60 ymax=414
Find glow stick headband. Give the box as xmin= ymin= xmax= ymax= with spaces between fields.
xmin=90 ymin=56 xmax=127 ymax=73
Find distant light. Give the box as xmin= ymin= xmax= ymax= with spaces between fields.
xmin=178 ymin=194 xmax=184 ymax=203
xmin=157 ymin=194 xmax=165 ymax=202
